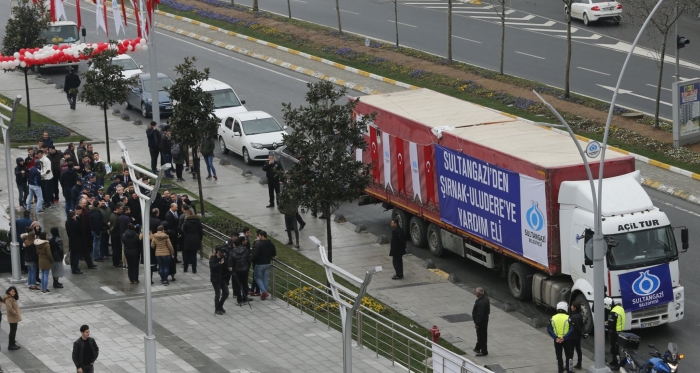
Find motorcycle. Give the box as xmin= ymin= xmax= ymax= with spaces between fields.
xmin=620 ymin=338 xmax=684 ymax=373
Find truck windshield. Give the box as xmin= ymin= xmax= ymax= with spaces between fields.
xmin=41 ymin=25 xmax=79 ymax=44
xmin=606 ymin=226 xmax=678 ymax=269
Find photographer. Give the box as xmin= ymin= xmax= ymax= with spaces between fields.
xmin=229 ymin=237 xmax=253 ymax=306
xmin=210 ymin=246 xmax=230 ymax=315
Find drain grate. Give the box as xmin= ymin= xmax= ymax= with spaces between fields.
xmin=439 ymin=313 xmax=473 ymax=323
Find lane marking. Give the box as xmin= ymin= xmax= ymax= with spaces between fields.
xmin=524 ymin=27 xmax=578 ymax=33
xmin=452 ymin=9 xmax=515 ymax=14
xmin=655 ymin=199 xmax=700 ymax=218
xmin=504 ymin=20 xmax=555 ymax=26
xmin=515 ymin=51 xmax=545 ymax=60
xmin=291 ymin=0 xmax=306 ymax=2
xmin=101 ymin=286 xmax=117 ymax=295
xmin=646 ymin=84 xmax=672 ymax=92
xmin=577 ymin=66 xmax=610 ymax=76
xmin=453 ymin=35 xmax=482 ymax=43
xmin=597 ymin=84 xmax=671 ymax=106
xmin=472 ymin=14 xmax=534 ymax=20
xmin=340 ymin=9 xmax=359 ymax=14
xmin=389 ymin=20 xmax=418 ymax=27
xmin=559 ymin=34 xmax=602 ymax=40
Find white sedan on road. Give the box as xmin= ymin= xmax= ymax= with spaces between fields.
xmin=218 ymin=111 xmax=288 ymax=164
xmin=565 ymin=0 xmax=622 ymax=26
xmin=110 ymin=54 xmax=144 ymax=79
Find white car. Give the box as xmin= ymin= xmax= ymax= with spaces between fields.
xmin=565 ymin=0 xmax=622 ymax=26
xmin=111 ymin=54 xmax=144 ymax=79
xmin=198 ymin=78 xmax=247 ymax=120
xmin=218 ymin=111 xmax=287 ymax=165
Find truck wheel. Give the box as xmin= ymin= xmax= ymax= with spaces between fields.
xmin=427 ymin=224 xmax=444 ymax=257
xmin=574 ymin=293 xmax=594 ymax=335
xmin=409 ymin=216 xmax=428 ymax=248
xmin=508 ymin=262 xmax=533 ymax=301
xmin=391 ymin=208 xmax=411 ymax=236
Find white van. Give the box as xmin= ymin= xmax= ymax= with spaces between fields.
xmin=199 ymin=78 xmax=247 ymax=120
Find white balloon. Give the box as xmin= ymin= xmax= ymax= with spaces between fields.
xmin=0 ymin=62 xmax=6 ymax=70
xmin=128 ymin=45 xmax=133 ymax=52
xmin=140 ymin=39 xmax=146 ymax=45
xmin=142 ymin=44 xmax=148 ymax=51
xmin=20 ymin=61 xmax=26 ymax=68
xmin=13 ymin=52 xmax=19 ymax=58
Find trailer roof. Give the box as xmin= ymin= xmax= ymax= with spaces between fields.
xmin=360 ymin=89 xmax=628 ymax=168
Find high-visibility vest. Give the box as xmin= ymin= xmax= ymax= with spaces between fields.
xmin=612 ymin=305 xmax=625 ymax=332
xmin=550 ymin=313 xmax=571 ymax=338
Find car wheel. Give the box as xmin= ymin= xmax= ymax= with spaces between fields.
xmin=427 ymin=224 xmax=444 ymax=257
xmin=219 ymin=137 xmax=229 ymax=154
xmin=243 ymin=147 xmax=253 ymax=165
xmin=574 ymin=293 xmax=594 ymax=335
xmin=126 ymin=101 xmax=132 ymax=110
xmin=409 ymin=216 xmax=428 ymax=248
xmin=613 ymin=15 xmax=622 ymax=24
xmin=583 ymin=13 xmax=590 ymax=25
xmin=141 ymin=103 xmax=151 ymax=118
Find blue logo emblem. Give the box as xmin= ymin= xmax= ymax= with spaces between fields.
xmin=526 ymin=201 xmax=544 ymax=231
xmin=631 ymin=270 xmax=661 ymax=296
xmin=412 ymin=161 xmax=418 ymax=168
xmin=384 ymin=150 xmax=390 ymax=158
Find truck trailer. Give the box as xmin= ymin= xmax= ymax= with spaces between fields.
xmin=354 ymin=88 xmax=686 ymax=333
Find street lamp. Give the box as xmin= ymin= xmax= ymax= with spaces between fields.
xmin=146 ymin=5 xmax=161 ymax=125
xmin=310 ymin=236 xmax=381 ymax=373
xmin=0 ymin=95 xmax=24 ymax=284
xmin=533 ymin=2 xmax=665 ymax=369
xmin=118 ymin=140 xmax=169 ymax=373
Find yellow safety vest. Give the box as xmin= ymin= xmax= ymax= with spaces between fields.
xmin=612 ymin=305 xmax=625 ymax=332
xmin=550 ymin=313 xmax=571 ymax=338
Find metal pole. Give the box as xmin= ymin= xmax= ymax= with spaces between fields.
xmin=342 ymin=306 xmax=353 ymax=373
xmin=675 ymin=0 xmax=680 ymax=82
xmin=1 ymin=95 xmax=24 ymax=284
xmin=118 ymin=140 xmax=168 ymax=373
xmin=148 ymin=6 xmax=160 ymax=125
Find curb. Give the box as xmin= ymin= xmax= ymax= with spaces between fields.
xmin=641 ymin=177 xmax=700 ymax=206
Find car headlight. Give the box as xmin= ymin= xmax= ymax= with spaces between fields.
xmin=675 ymin=292 xmax=682 ymax=300
xmin=250 ymin=143 xmax=263 ymax=149
xmin=675 ymin=302 xmax=681 ymax=310
xmin=148 ymin=98 xmax=152 ymax=103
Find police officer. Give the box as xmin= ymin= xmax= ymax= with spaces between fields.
xmin=605 ymin=297 xmax=626 ymax=369
xmin=262 ymin=152 xmax=282 ymax=208
xmin=548 ymin=301 xmax=574 ymax=373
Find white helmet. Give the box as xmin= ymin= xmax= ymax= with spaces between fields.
xmin=604 ymin=297 xmax=614 ymax=310
xmin=556 ymin=301 xmax=568 ymax=312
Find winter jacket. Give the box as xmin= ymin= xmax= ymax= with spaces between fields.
xmin=230 ymin=245 xmax=251 ymax=272
xmin=569 ymin=311 xmax=584 ymax=340
xmin=70 ymin=184 xmax=83 ymax=205
xmin=181 ymin=215 xmax=203 ymax=252
xmin=389 ymin=226 xmax=407 ymax=257
xmin=64 ymin=72 xmax=81 ymax=92
xmin=65 ymin=218 xmax=84 ymax=252
xmin=35 ymin=239 xmax=54 ymax=270
xmin=151 ymin=232 xmax=174 ymax=257
xmin=25 ymin=155 xmax=36 ymax=169
xmin=3 ymin=295 xmax=22 ymax=323
xmin=64 ymin=147 xmax=78 ymax=165
xmin=93 ymin=160 xmax=106 ymax=181
xmin=89 ymin=208 xmax=104 ymax=233
xmin=76 ymin=146 xmax=87 ymax=162
xmin=72 ymin=337 xmax=99 ymax=368
xmin=472 ymin=296 xmax=491 ymax=326
xmin=24 ymin=240 xmax=38 ymax=263
xmin=201 ymin=137 xmax=215 ymax=157
xmin=49 ymin=234 xmax=64 ymax=263
xmin=262 ymin=160 xmax=282 ymax=184
xmin=127 ymin=197 xmax=142 ymax=225
xmin=209 ymin=254 xmax=225 ymax=283
xmin=28 ymin=167 xmax=41 ymax=186
xmin=149 ymin=217 xmax=161 ymax=234
xmin=251 ymin=240 xmax=276 ymax=265
xmin=121 ymin=229 xmax=141 ymax=255
xmin=98 ymin=206 xmax=111 ymax=230
xmin=109 ymin=212 xmax=121 ymax=236
xmin=43 ymin=137 xmax=54 ymax=149
xmin=39 ymin=156 xmax=52 ymax=181
xmin=118 ymin=213 xmax=132 ymax=236
xmin=146 ymin=127 xmax=161 ymax=149
xmin=48 ymin=150 xmax=63 ymax=175
xmin=60 ymin=168 xmax=78 ymax=198
xmin=14 ymin=158 xmax=28 ymax=185
xmin=173 ymin=143 xmax=187 ymax=164
xmin=160 ymin=135 xmax=172 ymax=156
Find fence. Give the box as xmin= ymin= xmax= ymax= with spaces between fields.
xmin=200 ymin=222 xmax=492 ymax=373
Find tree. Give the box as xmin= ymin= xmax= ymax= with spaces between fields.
xmin=166 ymin=57 xmax=217 ymax=215
xmin=371 ymin=0 xmax=401 ymax=47
xmin=447 ymin=0 xmax=453 ymax=62
xmin=563 ymin=0 xmax=574 ymax=98
xmin=78 ymin=44 xmax=136 ymax=163
xmin=281 ymin=81 xmax=374 ymax=262
xmin=488 ymin=0 xmax=508 ymax=74
xmin=253 ymin=0 xmax=258 ymax=11
xmin=628 ymin=0 xmax=691 ymax=127
xmin=1 ymin=0 xmax=51 ymax=127
xmin=336 ymin=0 xmax=343 ymax=34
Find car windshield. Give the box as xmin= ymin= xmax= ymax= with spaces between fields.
xmin=590 ymin=0 xmax=614 ymax=3
xmin=242 ymin=117 xmax=283 ymax=135
xmin=210 ymin=89 xmax=242 ymax=109
xmin=142 ymin=77 xmax=174 ymax=92
xmin=41 ymin=25 xmax=79 ymax=44
xmin=605 ymin=226 xmax=678 ymax=269
xmin=112 ymin=58 xmax=139 ymax=71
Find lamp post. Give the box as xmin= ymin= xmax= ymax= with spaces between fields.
xmin=0 ymin=95 xmax=24 ymax=284
xmin=118 ymin=140 xmax=169 ymax=373
xmin=146 ymin=2 xmax=160 ymax=125
xmin=310 ymin=236 xmax=381 ymax=373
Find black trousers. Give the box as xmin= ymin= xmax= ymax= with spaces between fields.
xmin=125 ymin=252 xmax=140 ymax=281
xmin=175 ymin=163 xmax=184 ymax=179
xmin=149 ymin=147 xmax=160 ymax=172
xmin=610 ymin=330 xmax=620 ymax=365
xmin=392 ymin=255 xmax=403 ymax=278
xmin=183 ymin=251 xmax=198 ymax=273
xmin=42 ymin=179 xmax=52 ymax=207
xmin=250 ymin=264 xmax=259 ymax=293
xmin=112 ymin=235 xmax=123 ymax=266
xmin=231 ymin=270 xmax=249 ymax=303
xmin=212 ymin=281 xmax=229 ymax=311
xmin=66 ymin=93 xmax=77 ymax=109
xmin=555 ymin=340 xmax=574 ymax=372
xmin=475 ymin=322 xmax=488 ymax=353
xmin=51 ymin=176 xmax=60 ymax=201
xmin=8 ymin=322 xmax=18 ymax=346
xmin=267 ymin=182 xmax=280 ymax=205
xmin=70 ymin=249 xmax=81 ymax=272
xmin=572 ymin=338 xmax=582 ymax=366
xmin=79 ymin=365 xmax=94 ymax=373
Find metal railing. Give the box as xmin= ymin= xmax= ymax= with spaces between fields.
xmin=201 ymin=223 xmax=229 ymax=258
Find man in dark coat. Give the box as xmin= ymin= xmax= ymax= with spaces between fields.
xmin=76 ymin=204 xmax=97 ymax=270
xmin=61 ymin=162 xmax=79 ymax=217
xmin=389 ymin=218 xmax=406 ymax=280
xmin=210 ymin=247 xmax=229 ymax=315
xmin=88 ymin=201 xmax=104 ymax=262
xmin=48 ymin=146 xmax=63 ymax=203
xmin=66 ymin=210 xmax=85 ymax=274
xmin=71 ymin=325 xmax=99 ymax=372
xmin=159 ymin=129 xmax=174 ymax=179
xmin=164 ymin=203 xmax=180 ymax=262
xmin=14 ymin=157 xmax=28 ymax=209
xmin=181 ymin=210 xmax=202 ymax=273
xmin=116 ymin=206 xmax=133 ymax=267
xmin=149 ymin=208 xmax=162 ymax=234
xmin=127 ymin=192 xmax=142 ymax=226
xmin=472 ymin=287 xmax=490 ymax=356
xmin=109 ymin=204 xmax=123 ymax=266
xmin=146 ymin=121 xmax=161 ymax=173
xmin=262 ymin=153 xmax=282 ymax=208
xmin=63 ymin=68 xmax=81 ymax=110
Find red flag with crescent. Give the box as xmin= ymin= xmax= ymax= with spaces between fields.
xmin=424 ymin=144 xmax=435 ymax=204
xmin=369 ymin=126 xmax=379 ymax=183
xmin=394 ymin=136 xmax=405 ymax=194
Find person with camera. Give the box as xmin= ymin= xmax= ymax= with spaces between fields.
xmin=210 ymin=246 xmax=230 ymax=315
xmin=229 ymin=237 xmax=253 ymax=306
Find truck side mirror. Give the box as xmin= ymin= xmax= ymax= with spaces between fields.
xmin=81 ymin=26 xmax=86 ymax=37
xmin=681 ymin=228 xmax=689 ymax=252
xmin=583 ymin=228 xmax=594 ymax=266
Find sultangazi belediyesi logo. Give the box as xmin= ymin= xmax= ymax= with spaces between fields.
xmin=632 ymin=270 xmax=661 ymax=296
xmin=526 ymin=201 xmax=544 ymax=231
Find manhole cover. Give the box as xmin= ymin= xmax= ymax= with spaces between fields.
xmin=439 ymin=313 xmax=472 ymax=323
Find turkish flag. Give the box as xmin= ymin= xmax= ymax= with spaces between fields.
xmin=121 ymin=0 xmax=128 ymax=27
xmin=369 ymin=126 xmax=379 ymax=183
xmin=131 ymin=0 xmax=142 ymax=37
xmin=424 ymin=145 xmax=435 ymax=204
xmin=49 ymin=0 xmax=56 ymax=22
xmin=75 ymin=0 xmax=82 ymax=30
xmin=395 ymin=136 xmax=405 ymax=194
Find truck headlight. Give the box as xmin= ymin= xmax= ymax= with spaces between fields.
xmin=250 ymin=143 xmax=263 ymax=149
xmin=675 ymin=302 xmax=681 ymax=310
xmin=675 ymin=292 xmax=682 ymax=300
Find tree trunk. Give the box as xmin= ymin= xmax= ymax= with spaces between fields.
xmin=24 ymin=69 xmax=31 ymax=127
xmin=194 ymin=146 xmax=205 ymax=215
xmin=394 ymin=0 xmax=399 ymax=47
xmin=499 ymin=4 xmax=505 ymax=75
xmin=335 ymin=0 xmax=342 ymax=34
xmin=103 ymin=105 xmax=111 ymax=163
xmin=230 ymin=0 xmax=234 ymax=5
xmin=564 ymin=6 xmax=572 ymax=98
xmin=447 ymin=0 xmax=452 ymax=62
xmin=287 ymin=0 xmax=291 ymax=18
xmin=654 ymin=38 xmax=667 ymax=128
xmin=253 ymin=0 xmax=258 ymax=11
xmin=325 ymin=204 xmax=333 ymax=263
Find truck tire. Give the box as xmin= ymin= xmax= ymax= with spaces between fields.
xmin=427 ymin=224 xmax=444 ymax=257
xmin=508 ymin=262 xmax=533 ymax=301
xmin=574 ymin=293 xmax=594 ymax=335
xmin=391 ymin=208 xmax=411 ymax=236
xmin=409 ymin=216 xmax=428 ymax=248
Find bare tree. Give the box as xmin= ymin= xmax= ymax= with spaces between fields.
xmin=448 ymin=0 xmax=453 ymax=62
xmin=628 ymin=0 xmax=691 ymax=127
xmin=287 ymin=0 xmax=292 ymax=18
xmin=370 ymin=0 xmax=401 ymax=46
xmin=253 ymin=0 xmax=258 ymax=11
xmin=563 ymin=0 xmax=574 ymax=98
xmin=336 ymin=0 xmax=343 ymax=34
xmin=489 ymin=0 xmax=508 ymax=74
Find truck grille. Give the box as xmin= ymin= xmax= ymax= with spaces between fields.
xmin=631 ymin=303 xmax=667 ymax=321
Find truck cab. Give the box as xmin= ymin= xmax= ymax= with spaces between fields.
xmin=559 ymin=171 xmax=685 ymax=332
xmin=38 ymin=21 xmax=81 ymax=70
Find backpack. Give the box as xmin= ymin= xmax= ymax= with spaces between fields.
xmin=171 ymin=143 xmax=181 ymax=158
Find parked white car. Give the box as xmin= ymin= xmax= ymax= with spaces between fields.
xmin=110 ymin=54 xmax=144 ymax=79
xmin=218 ymin=111 xmax=287 ymax=164
xmin=565 ymin=0 xmax=622 ymax=25
xmin=198 ymin=78 xmax=247 ymax=120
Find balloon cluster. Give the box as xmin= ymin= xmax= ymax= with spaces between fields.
xmin=0 ymin=38 xmax=148 ymax=70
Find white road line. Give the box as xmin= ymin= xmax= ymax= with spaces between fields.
xmin=561 ymin=34 xmax=602 ymax=40
xmin=453 ymin=35 xmax=482 ymax=43
xmin=646 ymin=84 xmax=672 ymax=92
xmin=291 ymin=0 xmax=306 ymax=2
xmin=597 ymin=84 xmax=672 ymax=106
xmin=524 ymin=27 xmax=578 ymax=33
xmin=340 ymin=9 xmax=359 ymax=14
xmin=101 ymin=286 xmax=117 ymax=295
xmin=515 ymin=51 xmax=545 ymax=60
xmin=472 ymin=14 xmax=534 ymax=20
xmin=504 ymin=20 xmax=555 ymax=26
xmin=389 ymin=20 xmax=418 ymax=27
xmin=577 ymin=66 xmax=610 ymax=76
xmin=655 ymin=199 xmax=700 ymax=218
xmin=449 ymin=9 xmax=515 ymax=14
xmin=403 ymin=2 xmax=444 ymax=4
